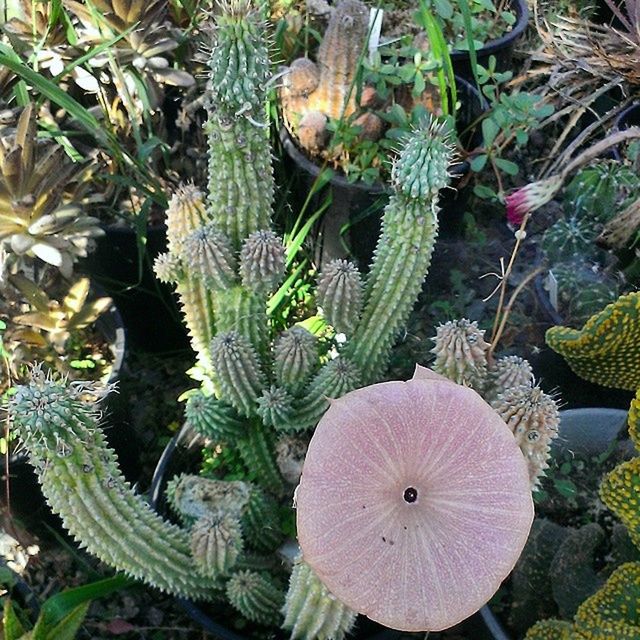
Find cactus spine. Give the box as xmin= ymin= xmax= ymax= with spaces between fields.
xmin=8 ymin=370 xmax=220 ymax=599
xmin=226 ymin=570 xmax=285 ymax=626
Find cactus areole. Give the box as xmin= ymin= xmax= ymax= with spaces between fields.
xmin=296 ymin=366 xmax=534 ymax=632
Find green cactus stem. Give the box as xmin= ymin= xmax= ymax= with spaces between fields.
xmin=316 ymin=259 xmax=363 ymax=335
xmin=159 ymin=185 xmax=217 ymax=371
xmin=183 ymin=225 xmax=238 ymax=290
xmin=509 ymin=518 xmax=570 ymax=635
xmin=283 ymin=559 xmax=357 ymax=640
xmin=210 ymin=331 xmax=266 ymax=417
xmin=239 ymin=230 xmax=286 ymax=293
xmin=237 ymin=422 xmax=284 ymax=494
xmin=257 ymin=386 xmax=296 ymax=431
xmin=288 ymin=358 xmax=362 ymax=432
xmin=8 ymin=369 xmax=220 ymax=599
xmin=206 ymin=0 xmax=273 ymax=247
xmin=190 ymin=514 xmax=244 ymax=577
xmin=273 ymin=327 xmax=318 ymax=394
xmin=226 ymin=570 xmax=285 ymax=627
xmin=345 ymin=121 xmax=454 ymax=383
xmin=212 ymin=288 xmax=269 ymax=357
xmin=184 ymin=392 xmax=246 ymax=441
xmin=550 ymin=523 xmax=606 ymax=619
xmin=546 ymin=291 xmax=640 ymax=391
xmin=430 ymin=318 xmax=490 ymax=389
xmin=240 ymin=486 xmax=284 ymax=552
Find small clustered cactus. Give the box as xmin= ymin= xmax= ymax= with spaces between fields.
xmin=430 ymin=319 xmax=559 ymax=488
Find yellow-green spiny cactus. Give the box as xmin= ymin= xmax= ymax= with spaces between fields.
xmin=545 ymin=291 xmax=640 ymax=391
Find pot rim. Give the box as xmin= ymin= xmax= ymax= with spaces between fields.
xmin=449 ymin=0 xmax=529 ymax=60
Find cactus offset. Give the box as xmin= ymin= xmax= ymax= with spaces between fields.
xmin=240 ymin=487 xmax=284 ymax=552
xmin=316 ymin=259 xmax=363 ymax=335
xmin=226 ymin=570 xmax=285 ymax=626
xmin=431 ymin=318 xmax=490 ymax=389
xmin=190 ymin=514 xmax=244 ymax=577
xmin=7 ymin=370 xmax=220 ymax=599
xmin=184 ymin=392 xmax=246 ymax=441
xmin=492 ymin=384 xmax=560 ymax=489
xmin=484 ymin=355 xmax=533 ymax=403
xmin=345 ymin=122 xmax=454 ymax=382
xmin=546 ymin=291 xmax=640 ymax=391
xmin=283 ymin=559 xmax=357 ymax=640
xmin=273 ymin=327 xmax=318 ymax=394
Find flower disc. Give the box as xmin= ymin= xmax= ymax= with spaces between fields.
xmin=296 ymin=376 xmax=533 ymax=632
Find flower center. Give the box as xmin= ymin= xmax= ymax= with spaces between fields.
xmin=403 ymin=487 xmax=418 ymax=503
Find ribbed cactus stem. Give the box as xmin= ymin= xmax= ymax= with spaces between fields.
xmin=346 ymin=122 xmax=454 ymax=382
xmin=184 ymin=392 xmax=246 ymax=441
xmin=241 ymin=486 xmax=284 ymax=551
xmin=316 ymin=259 xmax=363 ymax=335
xmin=257 ymin=386 xmax=296 ymax=431
xmin=183 ymin=225 xmax=237 ymax=290
xmin=190 ymin=514 xmax=244 ymax=578
xmin=492 ymin=385 xmax=560 ymax=489
xmin=206 ymin=0 xmax=273 ymax=247
xmin=431 ymin=319 xmax=491 ymax=390
xmin=226 ymin=570 xmax=285 ymax=627
xmin=239 ymin=230 xmax=286 ymax=293
xmin=273 ymin=327 xmax=318 ymax=394
xmin=283 ymin=559 xmax=357 ymax=640
xmin=165 ymin=183 xmax=210 ymax=257
xmin=213 ymin=288 xmax=269 ymax=357
xmin=210 ymin=331 xmax=266 ymax=417
xmin=237 ymin=422 xmax=284 ymax=494
xmin=289 ymin=358 xmax=362 ymax=431
xmin=8 ymin=370 xmax=220 ymax=599
xmin=484 ymin=355 xmax=534 ymax=403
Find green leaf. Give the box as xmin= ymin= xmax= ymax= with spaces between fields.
xmin=470 ymin=154 xmax=488 ymax=172
xmin=474 ymin=184 xmax=497 ymax=200
xmin=434 ymin=0 xmax=454 ymax=19
xmin=494 ymin=157 xmax=519 ymax=176
xmin=33 ymin=602 xmax=90 ymax=640
xmin=3 ymin=599 xmax=28 ymax=640
xmin=0 ymin=43 xmax=105 ymax=143
xmin=554 ymin=478 xmax=577 ymax=499
xmin=36 ymin=574 xmax=133 ymax=630
xmin=481 ymin=118 xmax=500 ymax=147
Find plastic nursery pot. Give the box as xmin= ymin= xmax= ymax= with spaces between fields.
xmin=481 ymin=406 xmax=630 ymax=640
xmin=150 ymin=426 xmax=501 ymax=639
xmin=80 ymin=222 xmax=189 ymax=353
xmin=0 ymin=298 xmax=128 ymax=531
xmin=449 ymin=0 xmax=529 ymax=80
xmin=612 ymin=101 xmax=640 ymax=161
xmin=0 ymin=558 xmax=41 ymax=625
xmin=280 ymin=75 xmax=487 ymax=271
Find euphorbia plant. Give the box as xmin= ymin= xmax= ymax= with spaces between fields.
xmin=6 ymin=0 xmax=554 ymax=636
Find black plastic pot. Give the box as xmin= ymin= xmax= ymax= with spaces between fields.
xmin=481 ymin=406 xmax=629 ymax=639
xmin=612 ymin=101 xmax=640 ymax=161
xmin=280 ymin=76 xmax=487 ymax=270
xmin=1 ymin=299 xmax=128 ymax=530
xmin=81 ymin=223 xmax=189 ymax=353
xmin=449 ymin=0 xmax=529 ymax=80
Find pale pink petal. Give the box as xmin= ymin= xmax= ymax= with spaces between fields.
xmin=296 ymin=378 xmax=533 ymax=632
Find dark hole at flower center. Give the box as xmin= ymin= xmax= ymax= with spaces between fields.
xmin=403 ymin=487 xmax=418 ymax=503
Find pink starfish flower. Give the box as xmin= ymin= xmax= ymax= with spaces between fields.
xmin=296 ymin=366 xmax=533 ymax=632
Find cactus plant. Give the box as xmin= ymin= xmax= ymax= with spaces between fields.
xmin=541 ymin=216 xmax=601 ymax=264
xmin=226 ymin=570 xmax=285 ymax=626
xmin=546 ymin=291 xmax=640 ymax=391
